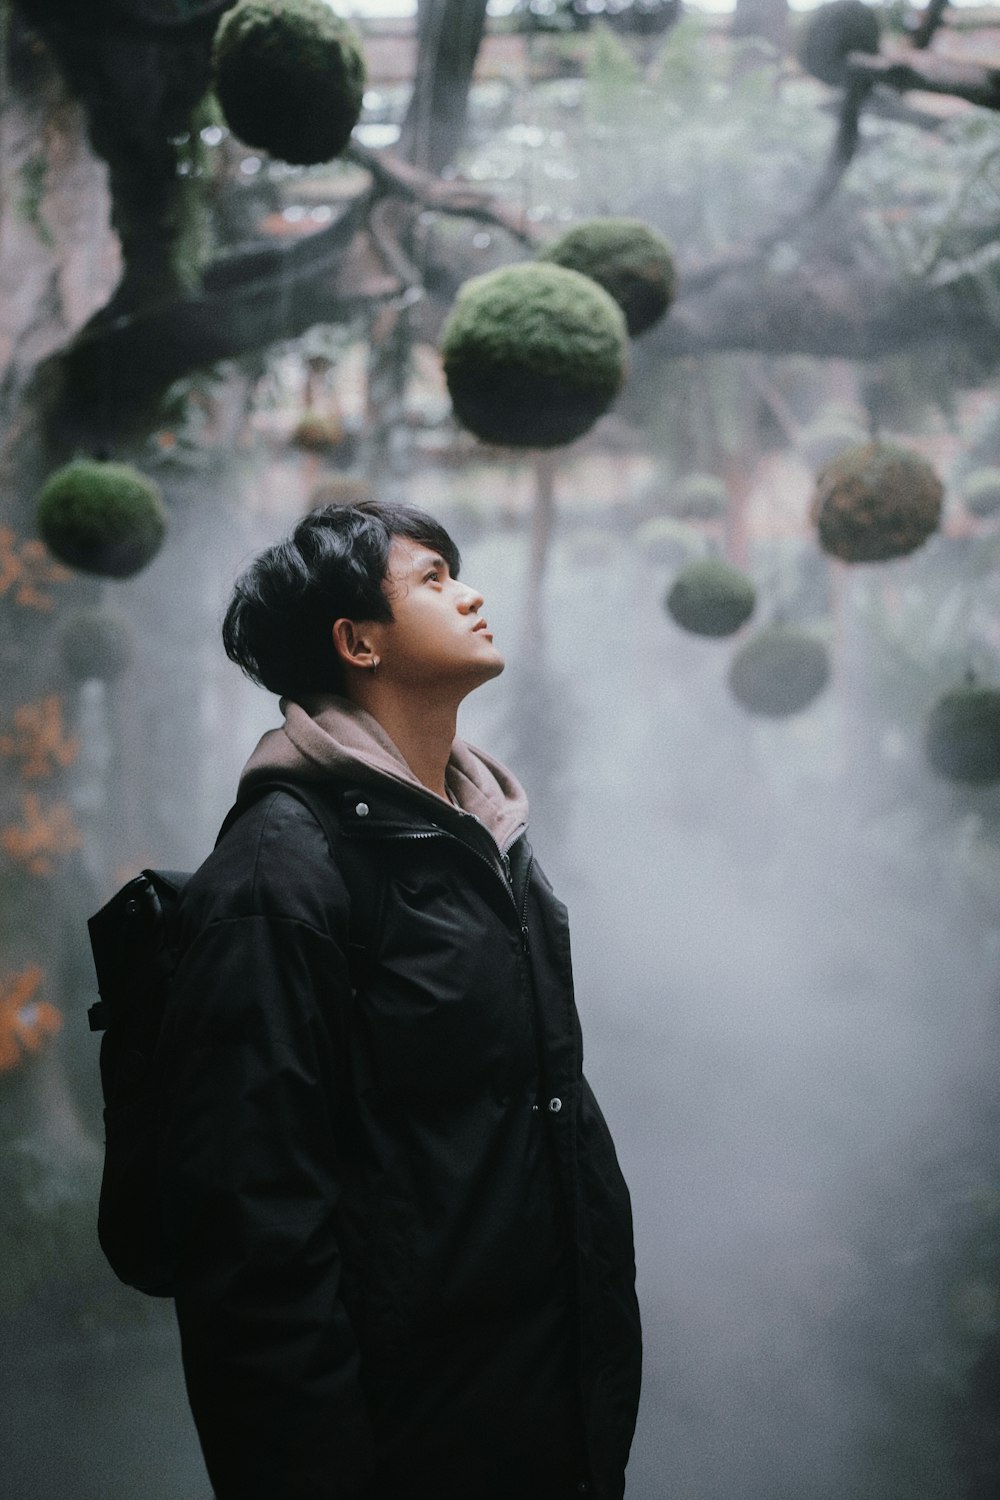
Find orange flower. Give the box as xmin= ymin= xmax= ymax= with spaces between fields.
xmin=0 ymin=695 xmax=79 ymax=779
xmin=0 ymin=793 xmax=83 ymax=875
xmin=0 ymin=527 xmax=71 ymax=612
xmin=0 ymin=965 xmax=62 ymax=1073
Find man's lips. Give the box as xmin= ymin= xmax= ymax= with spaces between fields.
xmin=472 ymin=619 xmax=491 ymax=635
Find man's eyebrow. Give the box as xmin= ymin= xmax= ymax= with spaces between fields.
xmin=413 ymin=552 xmax=450 ymax=573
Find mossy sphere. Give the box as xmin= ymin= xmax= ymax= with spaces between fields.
xmin=813 ymin=440 xmax=943 ymax=563
xmin=37 ymin=461 xmax=168 ymax=579
xmin=798 ymin=0 xmax=880 ymax=87
xmin=633 ymin=517 xmax=708 ymax=568
xmin=537 ymin=218 xmax=677 ymax=337
xmin=213 ymin=0 xmax=366 ymax=165
xmin=292 ymin=411 xmax=345 ymax=452
xmin=668 ymin=473 xmax=729 ymax=521
xmin=440 ymin=263 xmax=628 ymax=449
xmin=666 ymin=558 xmax=756 ymax=638
xmin=926 ymin=683 xmax=1000 ymax=784
xmin=728 ymin=625 xmax=831 ymax=717
xmin=59 ymin=608 xmax=133 ymax=683
xmin=962 ymin=468 xmax=1000 ymax=520
xmin=798 ymin=416 xmax=868 ymax=471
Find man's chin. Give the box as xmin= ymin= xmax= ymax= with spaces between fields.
xmin=465 ymin=650 xmax=505 ymax=688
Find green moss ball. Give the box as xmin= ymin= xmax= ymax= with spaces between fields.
xmin=728 ymin=624 xmax=831 ymax=717
xmin=440 ymin=262 xmax=628 ymax=449
xmin=213 ymin=0 xmax=366 ymax=166
xmin=292 ymin=411 xmax=345 ymax=452
xmin=537 ymin=218 xmax=677 ymax=337
xmin=798 ymin=0 xmax=880 ymax=87
xmin=813 ymin=440 xmax=943 ymax=563
xmin=926 ymin=683 xmax=1000 ymax=784
xmin=59 ymin=608 xmax=134 ymax=683
xmin=666 ymin=558 xmax=756 ymax=638
xmin=798 ymin=415 xmax=869 ymax=472
xmin=668 ymin=473 xmax=729 ymax=521
xmin=633 ymin=517 xmax=708 ymax=568
xmin=962 ymin=468 xmax=1000 ymax=520
xmin=37 ymin=461 xmax=168 ymax=579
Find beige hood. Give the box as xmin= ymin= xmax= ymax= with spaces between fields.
xmin=240 ymin=694 xmax=529 ymax=852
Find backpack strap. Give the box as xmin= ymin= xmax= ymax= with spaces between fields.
xmin=215 ymin=778 xmax=373 ymax=989
xmin=215 ymin=778 xmax=343 ymax=852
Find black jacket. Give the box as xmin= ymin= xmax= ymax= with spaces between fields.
xmin=156 ymin=776 xmax=642 ymax=1500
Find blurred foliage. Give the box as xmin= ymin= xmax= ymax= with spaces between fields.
xmin=851 ymin=110 xmax=1000 ymax=320
xmin=498 ymin=0 xmax=679 ymax=36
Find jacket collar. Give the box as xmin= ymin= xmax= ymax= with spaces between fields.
xmin=239 ymin=693 xmax=529 ymax=853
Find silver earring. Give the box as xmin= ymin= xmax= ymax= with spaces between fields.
xmin=370 ymin=656 xmax=379 ymax=675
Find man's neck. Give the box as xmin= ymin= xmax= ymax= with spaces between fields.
xmin=359 ymin=690 xmax=459 ymax=801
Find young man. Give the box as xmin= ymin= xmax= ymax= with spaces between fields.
xmin=156 ymin=500 xmax=642 ymax=1500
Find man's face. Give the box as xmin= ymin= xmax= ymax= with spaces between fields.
xmin=375 ymin=536 xmax=505 ymax=690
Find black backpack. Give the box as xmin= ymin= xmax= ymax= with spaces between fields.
xmin=86 ymin=779 xmax=354 ymax=1298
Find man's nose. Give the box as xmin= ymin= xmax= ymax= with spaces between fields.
xmin=459 ymin=586 xmax=485 ymax=613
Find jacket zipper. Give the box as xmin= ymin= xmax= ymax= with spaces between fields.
xmin=353 ymin=827 xmax=531 ymax=950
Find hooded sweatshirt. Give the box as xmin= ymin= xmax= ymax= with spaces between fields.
xmin=240 ymin=693 xmax=529 ymax=855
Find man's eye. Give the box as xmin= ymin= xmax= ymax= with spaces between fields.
xmin=424 ymin=570 xmax=440 ymax=582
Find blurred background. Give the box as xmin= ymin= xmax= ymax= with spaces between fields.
xmin=3 ymin=0 xmax=1000 ymax=1495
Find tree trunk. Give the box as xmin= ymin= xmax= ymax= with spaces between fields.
xmin=398 ymin=0 xmax=489 ymax=175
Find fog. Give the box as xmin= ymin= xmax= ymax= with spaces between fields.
xmin=466 ymin=528 xmax=1000 ymax=1500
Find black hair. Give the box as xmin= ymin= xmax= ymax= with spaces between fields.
xmin=222 ymin=499 xmax=462 ymax=698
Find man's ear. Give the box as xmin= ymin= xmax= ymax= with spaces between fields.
xmin=332 ymin=617 xmax=377 ymax=671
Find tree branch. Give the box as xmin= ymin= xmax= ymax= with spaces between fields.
xmin=909 ymin=0 xmax=950 ymax=50
xmin=54 ymin=189 xmax=381 ymax=439
xmin=345 ymin=142 xmax=541 ymax=246
xmin=642 ymin=256 xmax=1000 ymax=363
xmin=845 ymin=48 xmax=1000 ymax=111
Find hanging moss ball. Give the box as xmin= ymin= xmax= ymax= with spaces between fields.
xmin=633 ymin=517 xmax=708 ymax=569
xmin=537 ymin=218 xmax=677 ymax=337
xmin=59 ymin=608 xmax=134 ymax=683
xmin=213 ymin=0 xmax=366 ymax=166
xmin=440 ymin=263 xmax=628 ymax=449
xmin=926 ymin=682 xmax=1000 ymax=784
xmin=292 ymin=410 xmax=345 ymax=452
xmin=668 ymin=473 xmax=729 ymax=521
xmin=962 ymin=468 xmax=1000 ymax=520
xmin=813 ymin=440 xmax=943 ymax=564
xmin=798 ymin=0 xmax=880 ymax=87
xmin=36 ymin=461 xmax=168 ymax=579
xmin=666 ymin=558 xmax=756 ymax=638
xmin=798 ymin=415 xmax=869 ymax=471
xmin=728 ymin=624 xmax=831 ymax=717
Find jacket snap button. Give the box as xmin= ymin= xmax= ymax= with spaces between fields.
xmin=354 ymin=802 xmax=370 ymax=818
xmin=531 ymin=1103 xmax=540 ymax=1113
xmin=548 ymin=1097 xmax=562 ymax=1114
